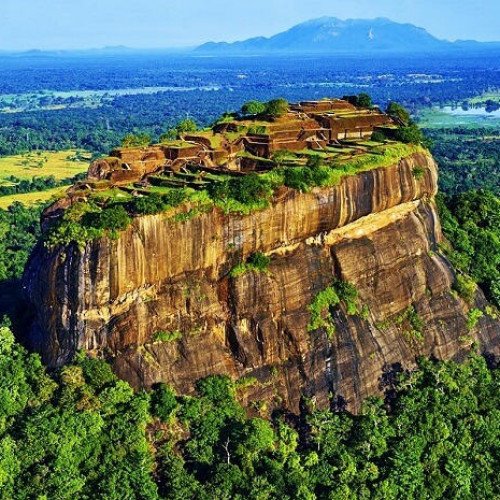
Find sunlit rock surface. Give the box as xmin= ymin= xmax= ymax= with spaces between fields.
xmin=24 ymin=151 xmax=500 ymax=412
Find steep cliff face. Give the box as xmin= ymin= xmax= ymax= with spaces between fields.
xmin=24 ymin=151 xmax=500 ymax=412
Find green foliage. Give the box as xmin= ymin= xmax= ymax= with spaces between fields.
xmin=240 ymin=98 xmax=288 ymax=118
xmin=131 ymin=190 xmax=188 ymax=215
xmin=0 ymin=172 xmax=83 ymax=198
xmin=412 ymin=166 xmax=425 ymax=180
xmin=213 ymin=112 xmax=236 ymax=125
xmin=153 ymin=330 xmax=182 ymax=343
xmin=0 ymin=202 xmax=43 ymax=281
xmin=281 ymin=155 xmax=331 ymax=192
xmin=175 ymin=118 xmax=198 ymax=134
xmin=485 ymin=305 xmax=499 ymax=320
xmin=0 ymin=330 xmax=157 ymax=499
xmin=466 ymin=308 xmax=483 ymax=331
xmin=82 ymin=204 xmax=131 ymax=233
xmin=386 ymin=101 xmax=411 ymax=126
xmin=131 ymin=193 xmax=167 ymax=215
xmin=284 ymin=167 xmax=330 ymax=192
xmin=160 ymin=118 xmax=198 ymax=142
xmin=0 ymin=328 xmax=500 ymax=500
xmin=230 ymin=252 xmax=271 ymax=278
xmin=342 ymin=93 xmax=373 ymax=108
xmin=454 ymin=274 xmax=477 ymax=304
xmin=45 ymin=201 xmax=104 ymax=248
xmin=370 ymin=130 xmax=387 ymax=142
xmin=270 ymin=149 xmax=294 ymax=166
xmin=437 ymin=190 xmax=500 ymax=307
xmin=172 ymin=208 xmax=203 ymax=222
xmin=76 ymin=353 xmax=117 ymax=390
xmin=357 ymin=93 xmax=373 ymax=108
xmin=307 ymin=280 xmax=365 ymax=338
xmin=395 ymin=306 xmax=425 ymax=343
xmin=233 ymin=173 xmax=273 ymax=204
xmin=265 ymin=98 xmax=289 ymax=118
xmin=384 ymin=102 xmax=429 ymax=146
xmin=307 ymin=286 xmax=340 ymax=338
xmin=395 ymin=123 xmax=428 ymax=146
xmin=121 ymin=133 xmax=151 ymax=148
xmin=150 ymin=383 xmax=179 ymax=422
xmin=46 ymin=202 xmax=132 ymax=247
xmin=334 ymin=279 xmax=363 ymax=316
xmin=0 ymin=329 xmax=498 ymax=499
xmin=426 ymin=127 xmax=500 ymax=196
xmin=247 ymin=125 xmax=267 ymax=135
xmin=241 ymin=100 xmax=267 ymax=116
xmin=209 ymin=172 xmax=274 ymax=212
xmin=235 ymin=376 xmax=258 ymax=390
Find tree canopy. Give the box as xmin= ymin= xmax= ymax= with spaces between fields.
xmin=0 ymin=324 xmax=498 ymax=499
xmin=386 ymin=102 xmax=411 ymax=126
xmin=240 ymin=99 xmax=289 ymax=118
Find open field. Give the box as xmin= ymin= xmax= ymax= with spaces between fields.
xmin=469 ymin=90 xmax=500 ymax=105
xmin=0 ymin=150 xmax=90 ymax=183
xmin=0 ymin=186 xmax=68 ymax=209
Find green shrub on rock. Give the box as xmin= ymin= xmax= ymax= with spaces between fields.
xmin=230 ymin=252 xmax=271 ymax=277
xmin=308 ymin=279 xmax=366 ymax=338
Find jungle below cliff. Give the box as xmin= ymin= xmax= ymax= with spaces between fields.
xmin=0 ymin=324 xmax=498 ymax=499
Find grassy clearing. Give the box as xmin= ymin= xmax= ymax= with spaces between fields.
xmin=0 ymin=150 xmax=90 ymax=182
xmin=319 ymin=143 xmax=424 ymax=187
xmin=90 ymin=188 xmax=134 ymax=203
xmin=0 ymin=186 xmax=69 ymax=209
xmin=468 ymin=91 xmax=500 ymax=105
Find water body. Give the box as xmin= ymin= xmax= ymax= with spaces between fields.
xmin=440 ymin=106 xmax=500 ymax=119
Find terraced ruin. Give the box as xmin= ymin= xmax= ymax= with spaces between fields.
xmin=62 ymin=99 xmax=396 ymax=203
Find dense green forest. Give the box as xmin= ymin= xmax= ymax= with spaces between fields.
xmin=427 ymin=127 xmax=500 ymax=196
xmin=0 ymin=203 xmax=43 ymax=282
xmin=437 ymin=190 xmax=500 ymax=308
xmin=0 ymin=325 xmax=498 ymax=499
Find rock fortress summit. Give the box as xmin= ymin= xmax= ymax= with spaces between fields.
xmin=23 ymin=98 xmax=500 ymax=413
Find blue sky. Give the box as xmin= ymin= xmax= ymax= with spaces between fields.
xmin=1 ymin=0 xmax=499 ymax=50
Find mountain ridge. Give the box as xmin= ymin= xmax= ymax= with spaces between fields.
xmin=196 ymin=17 xmax=500 ymax=55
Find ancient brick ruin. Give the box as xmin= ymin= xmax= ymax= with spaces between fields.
xmin=83 ymin=99 xmax=394 ymax=191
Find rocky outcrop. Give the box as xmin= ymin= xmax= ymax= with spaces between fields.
xmin=24 ymin=151 xmax=500 ymax=412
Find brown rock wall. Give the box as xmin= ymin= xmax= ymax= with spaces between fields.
xmin=23 ymin=151 xmax=500 ymax=412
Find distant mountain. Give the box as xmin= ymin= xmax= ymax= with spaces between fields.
xmin=0 ymin=46 xmax=191 ymax=58
xmin=196 ymin=17 xmax=500 ymax=55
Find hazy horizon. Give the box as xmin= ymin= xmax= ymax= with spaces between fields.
xmin=1 ymin=0 xmax=499 ymax=51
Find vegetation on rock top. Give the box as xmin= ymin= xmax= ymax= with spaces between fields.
xmin=45 ymin=142 xmax=425 ymax=248
xmin=241 ymin=98 xmax=289 ymax=118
